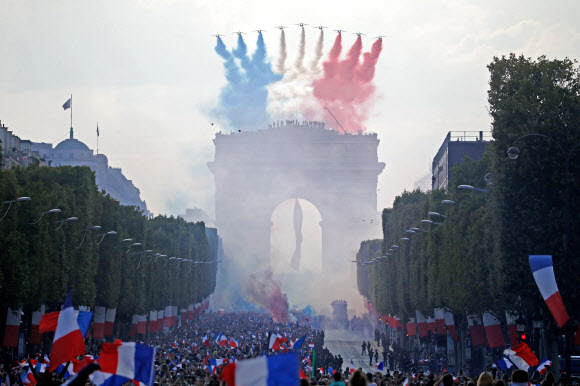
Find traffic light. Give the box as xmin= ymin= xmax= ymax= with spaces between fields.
xmin=519 ymin=332 xmax=528 ymax=342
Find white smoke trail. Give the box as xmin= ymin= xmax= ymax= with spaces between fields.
xmin=294 ymin=26 xmax=306 ymax=70
xmin=277 ymin=29 xmax=287 ymax=74
xmin=268 ymin=26 xmax=323 ymax=118
xmin=310 ymin=29 xmax=324 ymax=71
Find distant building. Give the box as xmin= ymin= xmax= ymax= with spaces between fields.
xmin=432 ymin=131 xmax=491 ymax=190
xmin=1 ymin=121 xmax=148 ymax=214
xmin=179 ymin=208 xmax=212 ymax=226
xmin=331 ymin=299 xmax=348 ymax=323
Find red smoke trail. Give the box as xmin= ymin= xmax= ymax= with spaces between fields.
xmin=311 ymin=36 xmax=383 ymax=133
xmin=246 ymin=269 xmax=291 ymax=323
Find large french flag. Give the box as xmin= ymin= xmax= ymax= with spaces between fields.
xmin=164 ymin=306 xmax=172 ymax=328
xmin=529 ymin=255 xmax=570 ymax=328
xmin=426 ymin=316 xmax=436 ymax=333
xmin=221 ymin=351 xmax=298 ymax=386
xmin=416 ymin=310 xmax=428 ymax=338
xmin=105 ymin=308 xmax=116 ymax=337
xmin=93 ymin=307 xmax=106 ymax=339
xmin=482 ymin=312 xmax=505 ymax=348
xmin=444 ymin=311 xmax=458 ymax=342
xmin=49 ymin=290 xmax=86 ymax=371
xmin=406 ymin=318 xmax=417 ymax=336
xmin=129 ymin=315 xmax=138 ymax=337
xmin=2 ymin=308 xmax=22 ymax=347
xmin=467 ymin=314 xmax=486 ymax=347
xmin=504 ymin=342 xmax=539 ymax=371
xmin=30 ymin=305 xmax=45 ymax=345
xmin=537 ymin=358 xmax=552 ymax=375
xmin=171 ymin=306 xmax=178 ymax=326
xmin=98 ymin=341 xmax=156 ymax=386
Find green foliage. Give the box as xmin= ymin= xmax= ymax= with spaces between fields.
xmin=0 ymin=164 xmax=216 ymax=317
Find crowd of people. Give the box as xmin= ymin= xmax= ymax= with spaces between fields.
xmin=0 ymin=311 xmax=561 ymax=386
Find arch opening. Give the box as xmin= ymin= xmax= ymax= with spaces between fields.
xmin=270 ymin=198 xmax=322 ymax=273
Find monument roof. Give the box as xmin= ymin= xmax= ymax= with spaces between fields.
xmin=54 ymin=138 xmax=91 ymax=152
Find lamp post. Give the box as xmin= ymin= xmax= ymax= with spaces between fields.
xmin=29 ymin=208 xmax=61 ymax=224
xmin=55 ymin=217 xmax=78 ymax=230
xmin=77 ymin=225 xmax=101 ymax=248
xmin=0 ymin=197 xmax=31 ymax=222
xmin=96 ymin=231 xmax=118 ymax=244
xmin=508 ymin=133 xmax=580 ymax=383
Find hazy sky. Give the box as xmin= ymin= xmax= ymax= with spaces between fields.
xmin=1 ymin=0 xmax=579 ymax=217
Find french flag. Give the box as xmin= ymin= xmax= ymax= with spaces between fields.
xmin=504 ymin=342 xmax=539 ymax=371
xmin=220 ymin=352 xmax=298 ymax=386
xmin=202 ymin=335 xmax=210 ymax=347
xmin=20 ymin=367 xmax=36 ymax=385
xmin=434 ymin=308 xmax=446 ymax=336
xmin=529 ymin=255 xmax=570 ymax=328
xmin=230 ymin=338 xmax=239 ymax=348
xmin=49 ymin=290 xmax=86 ymax=371
xmin=496 ymin=357 xmax=514 ymax=371
xmin=292 ymin=336 xmax=306 ymax=350
xmin=426 ymin=316 xmax=436 ymax=332
xmin=350 ymin=360 xmax=355 ymax=373
xmin=537 ymin=358 xmax=552 ymax=375
xmin=137 ymin=315 xmax=146 ymax=335
xmin=269 ymin=333 xmax=286 ymax=350
xmin=308 ymin=342 xmax=314 ymax=348
xmin=149 ymin=311 xmax=158 ymax=333
xmin=129 ymin=315 xmax=138 ymax=337
xmin=444 ymin=311 xmax=458 ymax=342
xmin=483 ymin=312 xmax=505 ymax=348
xmin=171 ymin=306 xmax=178 ymax=326
xmin=93 ymin=306 xmax=106 ymax=339
xmin=164 ymin=306 xmax=172 ymax=328
xmin=97 ymin=341 xmax=156 ymax=386
xmin=467 ymin=314 xmax=486 ymax=347
xmin=105 ymin=308 xmax=116 ymax=337
xmin=30 ymin=305 xmax=45 ymax=345
xmin=403 ymin=377 xmax=409 ymax=386
xmin=3 ymin=308 xmax=22 ymax=347
xmin=416 ymin=310 xmax=428 ymax=337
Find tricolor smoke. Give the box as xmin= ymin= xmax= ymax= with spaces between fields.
xmin=212 ymin=34 xmax=281 ymax=131
xmin=213 ymin=31 xmax=382 ymax=133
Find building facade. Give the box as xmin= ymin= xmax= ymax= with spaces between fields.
xmin=432 ymin=131 xmax=491 ymax=190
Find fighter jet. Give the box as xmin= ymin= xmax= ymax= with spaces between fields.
xmin=375 ymin=35 xmax=386 ymax=40
xmin=254 ymin=29 xmax=266 ymax=33
xmin=233 ymin=31 xmax=246 ymax=35
xmin=275 ymin=25 xmax=287 ymax=30
xmin=210 ymin=34 xmax=223 ymax=38
xmin=353 ymin=32 xmax=365 ymax=36
xmin=314 ymin=25 xmax=326 ymax=30
xmin=296 ymin=22 xmax=308 ymax=27
xmin=334 ymin=29 xmax=346 ymax=34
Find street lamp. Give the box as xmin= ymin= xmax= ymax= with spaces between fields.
xmin=115 ymin=238 xmax=133 ymax=249
xmin=442 ymin=200 xmax=456 ymax=205
xmin=55 ymin=217 xmax=78 ymax=230
xmin=428 ymin=211 xmax=447 ymax=218
xmin=458 ymin=184 xmax=489 ymax=193
xmin=127 ymin=242 xmax=142 ymax=253
xmin=29 ymin=208 xmax=61 ymax=224
xmin=77 ymin=225 xmax=101 ymax=248
xmin=96 ymin=231 xmax=118 ymax=244
xmin=0 ymin=197 xmax=31 ymax=221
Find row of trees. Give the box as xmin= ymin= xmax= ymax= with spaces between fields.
xmin=0 ymin=164 xmax=217 ymax=318
xmin=359 ymin=54 xmax=580 ymax=363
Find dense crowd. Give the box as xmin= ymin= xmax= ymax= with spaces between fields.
xmin=0 ymin=311 xmax=560 ymax=386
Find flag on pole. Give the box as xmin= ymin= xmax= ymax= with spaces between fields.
xmin=529 ymin=255 xmax=570 ymax=328
xmin=292 ymin=336 xmax=306 ymax=350
xmin=482 ymin=312 xmax=505 ymax=348
xmin=2 ymin=308 xmax=22 ymax=347
xmin=444 ymin=310 xmax=459 ymax=342
xmin=537 ymin=358 xmax=552 ymax=375
xmin=49 ymin=289 xmax=86 ymax=371
xmin=63 ymin=98 xmax=71 ymax=110
xmin=97 ymin=124 xmax=99 ymax=137
xmin=467 ymin=314 xmax=486 ymax=347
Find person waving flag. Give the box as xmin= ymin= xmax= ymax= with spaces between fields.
xmin=49 ymin=289 xmax=86 ymax=371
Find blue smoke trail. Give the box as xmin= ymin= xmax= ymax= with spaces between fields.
xmin=213 ymin=33 xmax=282 ymax=131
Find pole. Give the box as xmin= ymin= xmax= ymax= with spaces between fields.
xmin=312 ymin=348 xmax=315 ymax=378
xmin=70 ymin=94 xmax=72 ymax=130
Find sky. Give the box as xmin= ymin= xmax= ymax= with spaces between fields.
xmin=1 ymin=0 xmax=579 ymax=218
